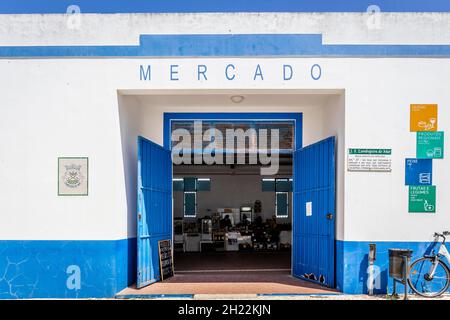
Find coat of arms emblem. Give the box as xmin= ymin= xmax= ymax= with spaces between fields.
xmin=58 ymin=157 xmax=88 ymax=196
xmin=63 ymin=164 xmax=84 ymax=188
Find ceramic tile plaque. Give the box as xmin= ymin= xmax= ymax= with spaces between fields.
xmin=58 ymin=157 xmax=89 ymax=196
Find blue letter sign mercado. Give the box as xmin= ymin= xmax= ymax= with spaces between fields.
xmin=139 ymin=63 xmax=322 ymax=82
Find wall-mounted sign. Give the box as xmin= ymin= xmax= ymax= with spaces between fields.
xmin=347 ymin=149 xmax=392 ymax=172
xmin=408 ymin=185 xmax=436 ymax=213
xmin=417 ymin=131 xmax=444 ymax=159
xmin=410 ymin=104 xmax=438 ymax=132
xmin=405 ymin=158 xmax=432 ymax=186
xmin=139 ymin=63 xmax=323 ymax=83
xmin=58 ymin=157 xmax=89 ymax=196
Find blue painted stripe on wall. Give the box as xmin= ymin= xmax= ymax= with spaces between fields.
xmin=1 ymin=237 xmax=447 ymax=298
xmin=336 ymin=240 xmax=448 ymax=295
xmin=1 ymin=0 xmax=450 ymax=14
xmin=2 ymin=34 xmax=450 ymax=58
xmin=116 ymin=294 xmax=194 ymax=299
xmin=0 ymin=238 xmax=136 ymax=299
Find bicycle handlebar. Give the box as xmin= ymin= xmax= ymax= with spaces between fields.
xmin=434 ymin=231 xmax=450 ymax=239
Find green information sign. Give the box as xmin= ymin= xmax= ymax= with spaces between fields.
xmin=417 ymin=131 xmax=444 ymax=159
xmin=347 ymin=148 xmax=392 ymax=172
xmin=408 ymin=185 xmax=436 ymax=213
xmin=348 ymin=149 xmax=391 ymax=155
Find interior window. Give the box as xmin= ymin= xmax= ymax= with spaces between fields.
xmin=276 ymin=192 xmax=289 ymax=218
xmin=184 ymin=191 xmax=197 ymax=217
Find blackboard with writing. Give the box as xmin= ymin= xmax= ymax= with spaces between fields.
xmin=158 ymin=239 xmax=174 ymax=281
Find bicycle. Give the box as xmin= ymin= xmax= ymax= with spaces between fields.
xmin=408 ymin=231 xmax=450 ymax=298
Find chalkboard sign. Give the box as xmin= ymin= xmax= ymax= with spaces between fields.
xmin=158 ymin=239 xmax=174 ymax=281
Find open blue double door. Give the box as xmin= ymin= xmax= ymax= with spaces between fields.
xmin=136 ymin=135 xmax=335 ymax=288
xmin=292 ymin=136 xmax=336 ymax=287
xmin=136 ymin=136 xmax=172 ymax=287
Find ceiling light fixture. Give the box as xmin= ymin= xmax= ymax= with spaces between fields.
xmin=230 ymin=95 xmax=245 ymax=103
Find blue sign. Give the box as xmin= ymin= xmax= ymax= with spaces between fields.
xmin=405 ymin=158 xmax=433 ymax=186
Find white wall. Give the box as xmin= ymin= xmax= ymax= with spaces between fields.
xmin=1 ymin=13 xmax=450 ymax=46
xmin=322 ymin=95 xmax=346 ymax=240
xmin=118 ymin=93 xmax=337 ymax=238
xmin=2 ymin=57 xmax=450 ymax=243
xmin=2 ymin=57 xmax=450 ymax=242
xmin=118 ymin=95 xmax=159 ymax=238
xmin=1 ymin=4 xmax=450 ymax=246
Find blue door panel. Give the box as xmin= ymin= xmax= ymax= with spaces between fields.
xmin=293 ymin=136 xmax=335 ymax=287
xmin=137 ymin=136 xmax=172 ymax=288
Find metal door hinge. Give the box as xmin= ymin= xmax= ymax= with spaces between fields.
xmin=138 ymin=213 xmax=142 ymax=220
xmin=326 ymin=213 xmax=333 ymax=220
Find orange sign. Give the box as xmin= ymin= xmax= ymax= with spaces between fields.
xmin=410 ymin=104 xmax=438 ymax=132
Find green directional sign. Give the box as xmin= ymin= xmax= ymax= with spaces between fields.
xmin=347 ymin=148 xmax=392 ymax=172
xmin=409 ymin=185 xmax=436 ymax=213
xmin=348 ymin=148 xmax=391 ymax=155
xmin=417 ymin=131 xmax=444 ymax=159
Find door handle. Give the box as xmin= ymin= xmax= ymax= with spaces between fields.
xmin=326 ymin=213 xmax=333 ymax=220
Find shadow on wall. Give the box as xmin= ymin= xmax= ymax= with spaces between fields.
xmin=117 ymin=95 xmax=146 ymax=290
xmin=117 ymin=95 xmax=140 ymax=239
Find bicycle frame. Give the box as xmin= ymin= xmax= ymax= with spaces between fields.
xmin=428 ymin=242 xmax=450 ymax=278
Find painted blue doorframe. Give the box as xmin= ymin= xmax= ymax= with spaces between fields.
xmin=137 ymin=136 xmax=172 ymax=288
xmin=293 ymin=136 xmax=336 ymax=287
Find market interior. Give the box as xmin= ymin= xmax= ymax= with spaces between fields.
xmin=172 ymin=120 xmax=294 ymax=274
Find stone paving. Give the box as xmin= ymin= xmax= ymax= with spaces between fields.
xmin=123 ymin=293 xmax=450 ymax=300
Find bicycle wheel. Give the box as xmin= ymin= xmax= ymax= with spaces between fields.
xmin=408 ymin=257 xmax=450 ymax=298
